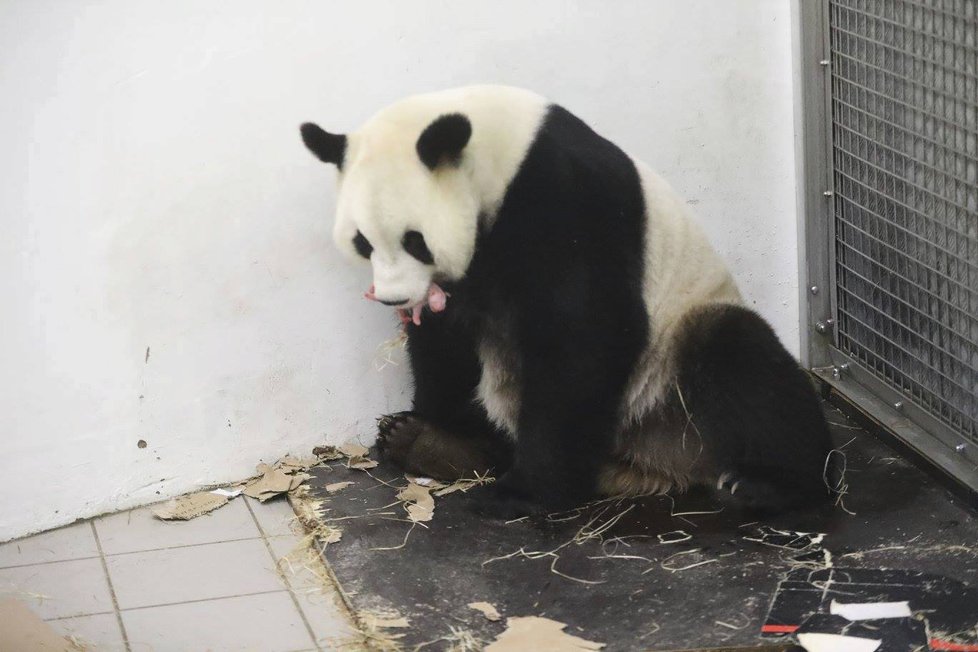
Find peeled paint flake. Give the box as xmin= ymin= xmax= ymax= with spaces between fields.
xmin=486 ymin=617 xmax=604 ymax=651
xmin=152 ymin=492 xmax=229 ymax=520
xmin=468 ymin=601 xmax=502 ymax=622
xmin=397 ymin=482 xmax=435 ymax=523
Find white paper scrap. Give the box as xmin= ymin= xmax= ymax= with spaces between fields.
xmin=798 ymin=633 xmax=881 ymax=652
xmin=830 ymin=599 xmax=912 ymax=621
xmin=210 ymin=488 xmax=243 ymax=498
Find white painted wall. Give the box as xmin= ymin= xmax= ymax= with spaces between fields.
xmin=0 ymin=0 xmax=799 ymax=541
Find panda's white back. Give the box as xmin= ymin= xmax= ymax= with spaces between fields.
xmin=622 ymin=159 xmax=743 ymax=423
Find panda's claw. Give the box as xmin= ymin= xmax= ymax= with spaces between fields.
xmin=375 ymin=411 xmax=425 ymax=467
xmin=716 ymin=472 xmax=734 ymax=491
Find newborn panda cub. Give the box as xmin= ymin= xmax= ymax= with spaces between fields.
xmin=301 ymin=85 xmax=835 ymax=517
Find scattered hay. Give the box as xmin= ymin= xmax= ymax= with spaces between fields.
xmin=483 ymin=504 xmax=636 ymax=584
xmin=590 ymin=534 xmax=658 ymax=563
xmin=827 ymin=419 xmax=863 ymax=430
xmin=444 ymin=627 xmax=487 ymax=652
xmin=375 ymin=330 xmax=408 ymax=371
xmin=653 ymin=548 xmax=719 ymax=573
xmin=266 ymin=513 xmax=366 ymax=651
xmin=675 ymin=381 xmax=704 ymax=458
xmin=657 ymin=530 xmax=692 ymax=544
xmin=272 ymin=518 xmax=408 ymax=651
xmin=289 ymin=486 xmax=327 ymax=530
xmin=369 ymin=521 xmax=422 ymax=552
xmin=640 ymin=622 xmax=661 ymax=639
xmin=359 ymin=472 xmax=496 ymax=551
xmin=715 ymin=613 xmax=752 ymax=630
xmin=824 ymin=439 xmax=857 ymax=516
xmin=414 ymin=627 xmax=487 ymax=652
xmin=838 ymin=545 xmax=908 ymax=560
xmin=361 ymin=613 xmax=411 ymax=630
xmin=662 ymin=494 xmax=724 ymax=520
xmin=742 ymin=525 xmax=825 ymax=552
xmin=432 ymin=471 xmax=495 ymax=497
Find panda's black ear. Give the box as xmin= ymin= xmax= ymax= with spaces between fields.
xmin=300 ymin=123 xmax=346 ymax=167
xmin=416 ymin=113 xmax=472 ymax=170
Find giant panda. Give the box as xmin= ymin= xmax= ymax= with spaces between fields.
xmin=300 ymin=85 xmax=835 ymax=517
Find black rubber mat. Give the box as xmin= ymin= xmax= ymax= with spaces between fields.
xmin=305 ymin=401 xmax=978 ymax=651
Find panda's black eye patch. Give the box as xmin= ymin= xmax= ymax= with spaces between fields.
xmin=352 ymin=231 xmax=373 ymax=259
xmin=402 ymin=231 xmax=434 ymax=265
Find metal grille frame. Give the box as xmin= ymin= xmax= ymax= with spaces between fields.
xmin=799 ymin=0 xmax=978 ymax=492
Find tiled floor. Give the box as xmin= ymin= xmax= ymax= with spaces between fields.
xmin=0 ymin=497 xmax=354 ymax=651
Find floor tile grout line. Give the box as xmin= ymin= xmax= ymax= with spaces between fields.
xmin=0 ymin=532 xmax=270 ymax=569
xmin=244 ymin=497 xmax=322 ymax=652
xmin=90 ymin=521 xmax=132 ymax=652
xmin=100 ymin=534 xmax=266 ymax=558
xmin=44 ymin=611 xmax=116 ymax=621
xmin=0 ymin=554 xmax=103 ymax=570
xmin=118 ymin=588 xmax=290 ymax=613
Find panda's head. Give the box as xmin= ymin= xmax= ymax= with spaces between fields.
xmin=300 ymin=110 xmax=478 ymax=311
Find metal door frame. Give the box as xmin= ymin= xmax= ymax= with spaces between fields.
xmin=797 ymin=0 xmax=978 ymax=493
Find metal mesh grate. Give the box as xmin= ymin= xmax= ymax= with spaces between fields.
xmin=828 ymin=0 xmax=978 ymax=443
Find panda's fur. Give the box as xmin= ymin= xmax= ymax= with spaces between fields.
xmin=301 ymin=85 xmax=835 ymax=515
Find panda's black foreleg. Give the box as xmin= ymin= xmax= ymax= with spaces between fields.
xmin=471 ymin=333 xmax=629 ymax=517
xmin=376 ymin=310 xmax=511 ymax=480
xmin=676 ymin=304 xmax=836 ymax=513
xmin=472 ymin=363 xmax=622 ymax=518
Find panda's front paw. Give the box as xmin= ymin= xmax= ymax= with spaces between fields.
xmin=375 ymin=411 xmax=422 ymax=468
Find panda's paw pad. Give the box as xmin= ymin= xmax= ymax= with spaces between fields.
xmin=375 ymin=411 xmax=426 ymax=466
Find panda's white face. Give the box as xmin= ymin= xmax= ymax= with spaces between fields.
xmin=301 ymin=86 xmax=550 ymax=316
xmin=333 ymin=128 xmax=479 ymax=309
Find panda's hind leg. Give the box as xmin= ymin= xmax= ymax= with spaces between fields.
xmin=676 ymin=304 xmax=835 ymax=513
xmin=597 ymin=462 xmax=676 ymax=497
